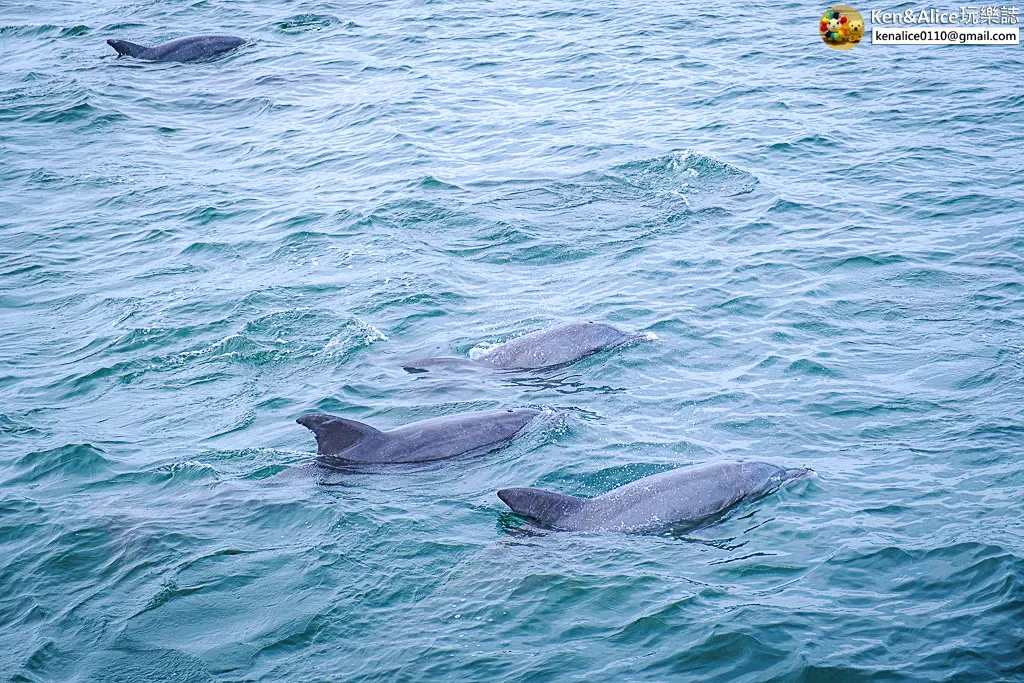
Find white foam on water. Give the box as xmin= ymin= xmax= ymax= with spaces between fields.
xmin=468 ymin=340 xmax=501 ymax=360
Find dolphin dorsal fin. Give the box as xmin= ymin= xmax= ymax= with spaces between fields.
xmin=296 ymin=413 xmax=381 ymax=456
xmin=107 ymin=39 xmax=149 ymax=57
xmin=497 ymin=488 xmax=587 ymax=528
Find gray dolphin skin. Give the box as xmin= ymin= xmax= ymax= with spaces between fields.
xmin=107 ymin=35 xmax=246 ymax=62
xmin=498 ymin=461 xmax=814 ymax=532
xmin=297 ymin=408 xmax=541 ymax=469
xmin=404 ymin=321 xmax=650 ymax=373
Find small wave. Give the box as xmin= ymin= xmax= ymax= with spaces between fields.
xmin=61 ymin=312 xmax=388 ymax=394
xmin=152 ymin=460 xmax=220 ymax=480
xmin=0 ymin=413 xmax=41 ymax=436
xmin=610 ymin=150 xmax=759 ymax=204
xmin=24 ymin=101 xmax=95 ymax=124
xmin=784 ymin=358 xmax=841 ymax=378
xmin=322 ymin=321 xmax=388 ymax=357
xmin=81 ymin=648 xmax=212 ymax=683
xmin=59 ymin=25 xmax=89 ymax=37
xmin=3 ymin=443 xmax=113 ymax=485
xmin=0 ymin=24 xmax=57 ymax=37
xmin=416 ymin=176 xmax=463 ymax=191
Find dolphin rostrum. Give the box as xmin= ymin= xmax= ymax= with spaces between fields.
xmin=297 ymin=408 xmax=541 ymax=469
xmin=107 ymin=35 xmax=246 ymax=62
xmin=498 ymin=461 xmax=814 ymax=532
xmin=403 ymin=321 xmax=652 ymax=373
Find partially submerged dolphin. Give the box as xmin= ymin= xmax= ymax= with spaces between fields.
xmin=107 ymin=35 xmax=246 ymax=62
xmin=404 ymin=321 xmax=651 ymax=373
xmin=297 ymin=408 xmax=541 ymax=469
xmin=498 ymin=461 xmax=814 ymax=532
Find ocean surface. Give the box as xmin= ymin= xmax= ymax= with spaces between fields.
xmin=2 ymin=1 xmax=1022 ymax=681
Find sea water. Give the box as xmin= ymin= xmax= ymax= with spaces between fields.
xmin=1 ymin=1 xmax=1022 ymax=680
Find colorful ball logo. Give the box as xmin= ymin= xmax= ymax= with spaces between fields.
xmin=820 ymin=5 xmax=865 ymax=50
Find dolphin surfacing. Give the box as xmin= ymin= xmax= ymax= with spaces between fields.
xmin=404 ymin=321 xmax=652 ymax=373
xmin=498 ymin=461 xmax=814 ymax=532
xmin=297 ymin=408 xmax=541 ymax=468
xmin=107 ymin=35 xmax=245 ymax=62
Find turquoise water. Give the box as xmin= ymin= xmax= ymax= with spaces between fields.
xmin=2 ymin=0 xmax=1023 ymax=680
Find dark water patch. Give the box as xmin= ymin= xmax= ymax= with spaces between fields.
xmin=86 ymin=112 xmax=129 ymax=129
xmin=710 ymin=294 xmax=768 ymax=317
xmin=134 ymin=263 xmax=208 ymax=281
xmin=26 ymin=169 xmax=64 ymax=185
xmin=712 ymin=416 xmax=777 ymax=433
xmin=274 ymin=14 xmax=343 ymax=33
xmin=438 ymin=223 xmax=536 ymax=258
xmin=768 ymin=134 xmax=838 ymax=154
xmin=784 ymin=358 xmax=841 ymax=379
xmin=78 ymin=648 xmax=213 ymax=683
xmin=763 ymin=198 xmax=819 ymax=219
xmin=0 ymin=413 xmax=41 ymax=436
xmin=276 ymin=212 xmax=329 ymax=233
xmin=789 ymin=665 xmax=912 ymax=682
xmin=887 ymin=267 xmax=969 ymax=288
xmin=952 ymin=368 xmax=999 ymax=391
xmin=416 ymin=175 xmax=463 ymax=191
xmin=782 ymin=315 xmax=849 ymax=339
xmin=24 ymin=101 xmax=95 ymax=124
xmin=644 ymin=630 xmax=788 ymax=679
xmin=0 ymin=497 xmax=52 ymax=546
xmin=817 ymin=253 xmax=911 ymax=272
xmin=0 ymin=24 xmax=58 ymax=37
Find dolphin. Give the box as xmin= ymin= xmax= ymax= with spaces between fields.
xmin=403 ymin=321 xmax=652 ymax=373
xmin=497 ymin=461 xmax=814 ymax=532
xmin=297 ymin=408 xmax=541 ymax=469
xmin=107 ymin=35 xmax=246 ymax=62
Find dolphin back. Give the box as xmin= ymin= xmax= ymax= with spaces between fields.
xmin=480 ymin=321 xmax=629 ymax=369
xmin=405 ymin=321 xmax=650 ymax=374
xmin=107 ymin=35 xmax=245 ymax=62
xmin=298 ymin=408 xmax=541 ymax=466
xmin=152 ymin=35 xmax=245 ymax=62
xmin=497 ymin=487 xmax=587 ymax=528
xmin=499 ymin=461 xmax=815 ymax=533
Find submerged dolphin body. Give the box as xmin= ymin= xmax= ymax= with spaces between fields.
xmin=498 ymin=461 xmax=814 ymax=532
xmin=404 ymin=321 xmax=651 ymax=373
xmin=297 ymin=408 xmax=541 ymax=468
xmin=107 ymin=35 xmax=246 ymax=62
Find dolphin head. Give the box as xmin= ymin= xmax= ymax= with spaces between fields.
xmin=738 ymin=462 xmax=816 ymax=498
xmin=785 ymin=467 xmax=817 ymax=481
